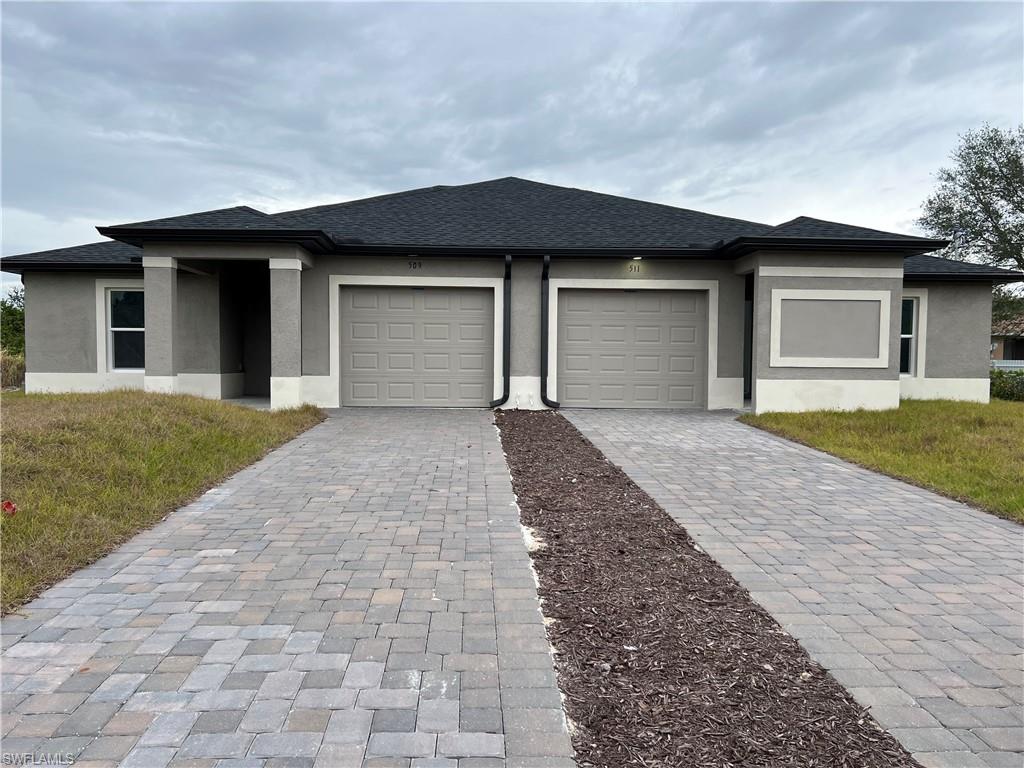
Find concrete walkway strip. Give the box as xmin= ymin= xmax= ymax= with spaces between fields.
xmin=1 ymin=410 xmax=574 ymax=767
xmin=567 ymin=409 xmax=1023 ymax=768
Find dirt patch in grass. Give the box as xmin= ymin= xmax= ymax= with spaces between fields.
xmin=1 ymin=390 xmax=323 ymax=613
xmin=496 ymin=410 xmax=920 ymax=768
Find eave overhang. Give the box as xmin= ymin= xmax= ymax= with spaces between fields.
xmin=95 ymin=226 xmax=337 ymax=255
xmin=904 ymin=271 xmax=1023 ymax=285
xmin=0 ymin=259 xmax=142 ymax=275
xmin=717 ymin=235 xmax=951 ymax=258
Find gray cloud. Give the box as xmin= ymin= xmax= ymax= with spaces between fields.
xmin=2 ymin=0 xmax=1021 ymax=272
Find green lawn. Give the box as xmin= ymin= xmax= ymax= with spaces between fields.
xmin=740 ymin=399 xmax=1024 ymax=523
xmin=0 ymin=391 xmax=323 ymax=613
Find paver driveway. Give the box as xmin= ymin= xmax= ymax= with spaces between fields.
xmin=568 ymin=410 xmax=1023 ymax=768
xmin=1 ymin=410 xmax=573 ymax=768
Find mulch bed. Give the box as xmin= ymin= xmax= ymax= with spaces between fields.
xmin=496 ymin=410 xmax=920 ymax=768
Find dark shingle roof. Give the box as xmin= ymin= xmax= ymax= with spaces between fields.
xmin=1 ymin=240 xmax=141 ymax=271
xmin=106 ymin=205 xmax=271 ymax=230
xmin=4 ymin=178 xmax=971 ymax=270
xmin=764 ymin=216 xmax=928 ymax=241
xmin=903 ymin=254 xmax=1023 ymax=282
xmin=269 ymin=177 xmax=773 ymax=248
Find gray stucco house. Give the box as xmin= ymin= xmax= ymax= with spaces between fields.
xmin=4 ymin=178 xmax=1021 ymax=413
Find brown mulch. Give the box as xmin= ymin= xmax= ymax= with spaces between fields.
xmin=496 ymin=410 xmax=921 ymax=768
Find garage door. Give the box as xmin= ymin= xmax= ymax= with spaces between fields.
xmin=557 ymin=289 xmax=707 ymax=408
xmin=340 ymin=285 xmax=493 ymax=406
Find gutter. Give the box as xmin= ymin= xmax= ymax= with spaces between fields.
xmin=96 ymin=226 xmax=337 ymax=254
xmin=540 ymin=254 xmax=560 ymax=409
xmin=0 ymin=260 xmax=142 ymax=275
xmin=489 ymin=254 xmax=512 ymax=408
xmin=717 ymin=236 xmax=950 ymax=258
xmin=904 ymin=273 xmax=1024 ymax=284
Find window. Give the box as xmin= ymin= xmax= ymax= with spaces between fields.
xmin=108 ymin=289 xmax=145 ymax=370
xmin=900 ymin=297 xmax=918 ymax=375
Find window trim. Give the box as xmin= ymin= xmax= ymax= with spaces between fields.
xmin=900 ymin=288 xmax=928 ymax=379
xmin=95 ymin=279 xmax=144 ymax=374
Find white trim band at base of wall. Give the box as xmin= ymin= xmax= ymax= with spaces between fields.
xmin=175 ymin=373 xmax=246 ymax=399
xmin=144 ymin=375 xmax=176 ymax=394
xmin=299 ymin=375 xmax=337 ymax=408
xmin=508 ymin=376 xmax=543 ymax=410
xmin=270 ymin=376 xmax=304 ymax=410
xmin=754 ymin=379 xmax=900 ymax=414
xmin=26 ymin=372 xmax=247 ymax=399
xmin=26 ymin=371 xmax=145 ymax=393
xmin=708 ymin=377 xmax=744 ymax=410
xmin=900 ymin=377 xmax=989 ymax=403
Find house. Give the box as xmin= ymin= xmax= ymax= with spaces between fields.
xmin=3 ymin=178 xmax=1021 ymax=413
xmin=991 ymin=315 xmax=1024 ymax=362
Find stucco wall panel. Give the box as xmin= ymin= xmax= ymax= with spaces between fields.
xmin=23 ymin=272 xmax=100 ymax=373
xmin=176 ymin=272 xmax=220 ymax=373
xmin=905 ymin=281 xmax=992 ymax=379
xmin=510 ymin=258 xmax=541 ymax=377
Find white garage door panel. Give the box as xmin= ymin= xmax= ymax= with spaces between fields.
xmin=340 ymin=286 xmax=493 ymax=406
xmin=558 ymin=289 xmax=707 ymax=408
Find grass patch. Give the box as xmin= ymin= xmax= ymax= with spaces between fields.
xmin=1 ymin=390 xmax=323 ymax=612
xmin=740 ymin=399 xmax=1024 ymax=523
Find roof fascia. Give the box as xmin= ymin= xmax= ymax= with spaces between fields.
xmin=718 ymin=236 xmax=950 ymax=258
xmin=96 ymin=227 xmax=336 ymax=254
xmin=904 ymin=272 xmax=1023 ymax=284
xmin=0 ymin=260 xmax=142 ymax=275
xmin=330 ymin=243 xmax=721 ymax=258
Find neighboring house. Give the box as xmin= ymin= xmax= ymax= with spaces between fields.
xmin=3 ymin=178 xmax=1022 ymax=413
xmin=991 ymin=315 xmax=1024 ymax=361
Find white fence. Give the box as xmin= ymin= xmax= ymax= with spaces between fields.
xmin=991 ymin=360 xmax=1024 ymax=371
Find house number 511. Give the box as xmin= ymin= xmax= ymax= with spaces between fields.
xmin=627 ymin=262 xmax=641 ymax=272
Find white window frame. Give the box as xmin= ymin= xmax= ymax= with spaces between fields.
xmin=900 ymin=288 xmax=928 ymax=378
xmin=769 ymin=288 xmax=891 ymax=368
xmin=95 ymin=279 xmax=145 ymax=373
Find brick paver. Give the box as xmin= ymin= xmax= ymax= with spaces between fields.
xmin=567 ymin=409 xmax=1022 ymax=768
xmin=1 ymin=410 xmax=574 ymax=767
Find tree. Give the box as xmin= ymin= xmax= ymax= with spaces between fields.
xmin=1 ymin=286 xmax=25 ymax=355
xmin=993 ymin=285 xmax=1024 ymax=324
xmin=918 ymin=124 xmax=1024 ymax=273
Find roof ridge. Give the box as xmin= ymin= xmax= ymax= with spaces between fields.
xmin=107 ymin=204 xmax=270 ymax=229
xmin=272 ymin=183 xmax=453 ymax=219
xmin=274 ymin=176 xmax=772 ymax=232
xmin=767 ymin=214 xmax=908 ymax=237
xmin=492 ymin=177 xmax=774 ymax=230
xmin=234 ymin=205 xmax=269 ymax=216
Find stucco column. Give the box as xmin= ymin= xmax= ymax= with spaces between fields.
xmin=143 ymin=256 xmax=178 ymax=393
xmin=269 ymin=258 xmax=304 ymax=409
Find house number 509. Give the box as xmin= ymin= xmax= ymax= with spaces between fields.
xmin=409 ymin=261 xmax=423 ymax=270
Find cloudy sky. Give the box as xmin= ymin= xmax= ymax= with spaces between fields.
xmin=2 ymin=1 xmax=1021 ymax=288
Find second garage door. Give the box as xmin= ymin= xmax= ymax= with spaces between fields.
xmin=557 ymin=289 xmax=707 ymax=408
xmin=340 ymin=285 xmax=493 ymax=406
